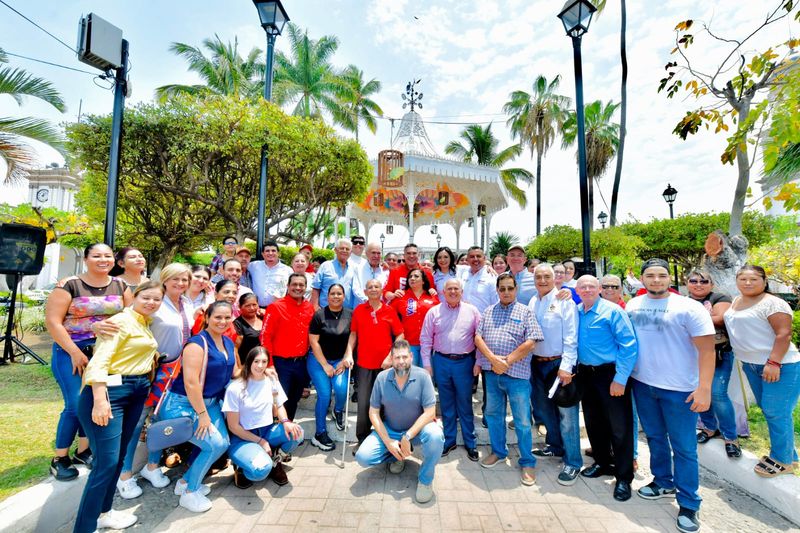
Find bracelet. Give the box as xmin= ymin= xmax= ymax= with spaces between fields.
xmin=766 ymin=359 xmax=782 ymax=368
xmin=280 ymin=418 xmax=290 ymax=424
xmin=196 ymin=410 xmax=207 ymax=417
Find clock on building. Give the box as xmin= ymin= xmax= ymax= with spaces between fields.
xmin=36 ymin=189 xmax=49 ymax=203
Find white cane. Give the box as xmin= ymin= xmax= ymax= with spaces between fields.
xmin=339 ymin=366 xmax=352 ymax=468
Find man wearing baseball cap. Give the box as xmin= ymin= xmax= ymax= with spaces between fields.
xmin=299 ymin=244 xmax=315 ymax=273
xmin=506 ymin=245 xmax=537 ymax=306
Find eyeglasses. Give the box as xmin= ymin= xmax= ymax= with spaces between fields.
xmin=688 ymin=279 xmax=710 ymax=285
xmin=601 ymin=285 xmax=620 ymax=290
xmin=497 ymin=286 xmax=516 ymax=293
xmin=223 ymin=241 xmax=237 ymax=245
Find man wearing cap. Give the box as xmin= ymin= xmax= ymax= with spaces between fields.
xmin=249 ymin=240 xmax=292 ymax=308
xmin=506 ymin=245 xmax=537 ymax=306
xmin=528 ymin=264 xmax=582 ymax=486
xmin=626 ymin=259 xmax=714 ymax=533
xmin=575 ymin=275 xmax=638 ymax=502
xmin=299 ymin=244 xmax=315 ymax=273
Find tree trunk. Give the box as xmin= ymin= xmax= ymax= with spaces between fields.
xmin=151 ymin=243 xmax=181 ymax=278
xmin=729 ymin=101 xmax=751 ymax=237
xmin=536 ymin=149 xmax=543 ymax=236
xmin=610 ymin=0 xmax=627 ymax=227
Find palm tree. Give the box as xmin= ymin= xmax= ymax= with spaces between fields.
xmin=489 ymin=231 xmax=521 ymax=258
xmin=0 ymin=47 xmax=66 ymax=184
xmin=331 ymin=65 xmax=383 ymax=141
xmin=503 ymin=75 xmax=570 ymax=236
xmin=444 ymin=123 xmax=533 ymax=209
xmin=272 ymin=23 xmax=344 ymax=120
xmin=561 ymin=100 xmax=620 ymax=225
xmin=154 ymin=35 xmax=264 ymax=102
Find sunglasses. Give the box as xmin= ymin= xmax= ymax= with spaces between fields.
xmin=688 ymin=279 xmax=710 ymax=285
xmin=352 ymin=241 xmax=365 ymax=245
xmin=601 ymin=285 xmax=620 ymax=290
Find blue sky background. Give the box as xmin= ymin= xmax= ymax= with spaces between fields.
xmin=1 ymin=1 xmax=796 ymax=249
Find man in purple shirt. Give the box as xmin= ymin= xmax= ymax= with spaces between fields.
xmin=420 ymin=278 xmax=481 ymax=462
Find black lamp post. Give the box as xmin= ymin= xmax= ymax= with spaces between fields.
xmin=558 ymin=0 xmax=597 ymax=276
xmin=436 ymin=233 xmax=442 ymax=248
xmin=380 ymin=233 xmax=385 ymax=256
xmin=662 ymin=183 xmax=679 ymax=287
xmin=253 ymin=0 xmax=289 ymax=251
xmin=598 ymin=211 xmax=608 ymax=229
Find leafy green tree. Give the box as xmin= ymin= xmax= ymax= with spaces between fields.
xmin=503 ymin=75 xmax=570 ymax=235
xmin=0 ymin=202 xmax=94 ymax=246
xmin=331 ymin=65 xmax=383 ymax=141
xmin=561 ymin=100 xmax=620 ymax=225
xmin=526 ymin=224 xmax=643 ymax=273
xmin=155 ymin=35 xmax=264 ymax=102
xmin=489 ymin=231 xmax=521 ymax=258
xmin=444 ymin=123 xmax=533 ymax=208
xmin=0 ymin=47 xmax=66 ymax=183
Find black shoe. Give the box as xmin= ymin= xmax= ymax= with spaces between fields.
xmin=532 ymin=446 xmax=563 ymax=458
xmin=334 ymin=410 xmax=345 ymax=431
xmin=311 ymin=432 xmax=336 ymax=452
xmin=676 ymin=507 xmax=700 ymax=533
xmin=613 ymin=480 xmax=632 ymax=502
xmin=441 ymin=443 xmax=457 ymax=457
xmin=233 ymin=467 xmax=253 ymax=489
xmin=696 ymin=429 xmax=720 ymax=444
xmin=50 ymin=456 xmax=79 ymax=481
xmin=269 ymin=462 xmax=289 ymax=486
xmin=580 ymin=463 xmax=615 ymax=478
xmin=466 ymin=448 xmax=479 ymax=462
xmin=351 ymin=390 xmax=358 ymax=403
xmin=72 ymin=448 xmax=93 ymax=470
xmin=725 ymin=442 xmax=742 ymax=458
xmin=481 ymin=417 xmax=487 ymax=428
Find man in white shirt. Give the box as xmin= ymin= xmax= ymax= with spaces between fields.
xmin=248 ymin=240 xmax=292 ymax=308
xmin=459 ymin=246 xmax=498 ymax=313
xmin=626 ymin=258 xmax=714 ymax=533
xmin=356 ymin=242 xmax=388 ymax=295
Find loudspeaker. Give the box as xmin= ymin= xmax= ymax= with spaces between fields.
xmin=0 ymin=223 xmax=47 ymax=275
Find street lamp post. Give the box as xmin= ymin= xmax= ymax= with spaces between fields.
xmin=253 ymin=0 xmax=289 ymax=250
xmin=380 ymin=233 xmax=386 ymax=256
xmin=558 ymin=0 xmax=597 ymax=277
xmin=597 ymin=211 xmax=607 ymax=275
xmin=662 ymin=183 xmax=679 ymax=287
xmin=436 ymin=233 xmax=442 ymax=248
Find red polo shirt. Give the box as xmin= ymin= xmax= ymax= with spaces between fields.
xmin=351 ymin=302 xmax=403 ymax=369
xmin=383 ymin=264 xmax=435 ymax=298
xmin=260 ymin=296 xmax=314 ymax=358
xmin=390 ymin=292 xmax=439 ymax=345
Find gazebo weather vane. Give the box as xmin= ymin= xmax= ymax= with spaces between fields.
xmin=401 ymin=79 xmax=423 ymax=112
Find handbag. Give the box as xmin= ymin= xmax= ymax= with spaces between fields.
xmin=146 ymin=336 xmax=209 ymax=453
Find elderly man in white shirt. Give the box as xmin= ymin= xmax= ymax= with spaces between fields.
xmin=527 ymin=263 xmax=582 ymax=486
xmin=355 ymin=242 xmax=388 ymax=301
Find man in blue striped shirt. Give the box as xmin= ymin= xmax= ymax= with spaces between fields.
xmin=575 ymin=275 xmax=638 ymax=502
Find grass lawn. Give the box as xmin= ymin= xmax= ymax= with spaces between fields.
xmin=742 ymin=402 xmax=800 ymax=470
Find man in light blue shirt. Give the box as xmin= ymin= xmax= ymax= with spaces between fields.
xmin=575 ymin=275 xmax=638 ymax=502
xmin=506 ymin=245 xmax=536 ymax=306
xmin=311 ymin=238 xmax=361 ymax=310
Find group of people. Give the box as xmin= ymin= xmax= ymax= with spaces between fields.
xmin=43 ymin=237 xmax=798 ymax=533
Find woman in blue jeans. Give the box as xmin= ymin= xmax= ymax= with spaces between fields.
xmin=308 ymin=284 xmax=353 ymax=452
xmin=223 ymin=347 xmax=304 ymax=488
xmin=725 ymin=265 xmax=800 ymax=477
xmin=72 ymin=281 xmax=163 ymax=533
xmin=155 ymin=301 xmax=236 ymax=512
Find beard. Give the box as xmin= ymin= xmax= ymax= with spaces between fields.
xmin=394 ymin=366 xmax=410 ymax=377
xmin=646 ymin=288 xmax=668 ymax=296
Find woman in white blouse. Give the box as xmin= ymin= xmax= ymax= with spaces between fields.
xmin=724 ymin=265 xmax=799 ymax=477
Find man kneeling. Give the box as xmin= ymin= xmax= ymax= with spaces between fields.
xmin=355 ymin=339 xmax=444 ymax=503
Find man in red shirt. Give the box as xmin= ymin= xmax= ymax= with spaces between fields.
xmin=383 ymin=244 xmax=435 ymax=302
xmin=261 ymin=273 xmax=315 ymax=420
xmin=348 ymin=278 xmax=405 ymax=444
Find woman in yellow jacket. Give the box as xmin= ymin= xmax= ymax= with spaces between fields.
xmin=72 ymin=281 xmax=164 ymax=533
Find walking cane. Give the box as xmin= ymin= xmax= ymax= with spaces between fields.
xmin=339 ymin=366 xmax=352 ymax=468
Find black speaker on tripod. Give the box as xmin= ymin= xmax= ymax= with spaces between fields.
xmin=0 ymin=223 xmax=47 ymax=365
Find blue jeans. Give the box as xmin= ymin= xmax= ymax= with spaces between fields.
xmin=432 ymin=354 xmax=476 ymax=449
xmin=156 ymin=392 xmax=229 ymax=492
xmin=355 ymin=422 xmax=444 ymax=485
xmin=307 ymin=356 xmax=349 ymax=435
xmin=410 ymin=345 xmax=421 ymax=367
xmin=742 ymin=362 xmax=800 ymax=464
xmin=485 ymin=372 xmax=535 ymax=468
xmin=52 ymin=339 xmax=94 ymax=449
xmin=530 ymin=359 xmax=582 ymax=469
xmin=633 ymin=380 xmax=701 ymax=512
xmin=698 ymin=351 xmax=738 ymax=441
xmin=73 ymin=375 xmax=149 ymax=533
xmin=229 ymin=423 xmax=304 ymax=481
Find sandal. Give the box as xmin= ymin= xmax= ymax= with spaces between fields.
xmin=725 ymin=442 xmax=742 ymax=458
xmin=754 ymin=455 xmax=791 ymax=478
xmin=696 ymin=429 xmax=720 ymax=444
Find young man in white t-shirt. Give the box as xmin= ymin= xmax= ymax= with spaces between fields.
xmin=625 ymin=259 xmax=715 ymax=533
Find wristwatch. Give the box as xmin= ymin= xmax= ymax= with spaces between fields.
xmin=400 ymin=432 xmax=410 ymax=442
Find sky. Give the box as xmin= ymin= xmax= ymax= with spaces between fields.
xmin=1 ymin=0 xmax=796 ymax=250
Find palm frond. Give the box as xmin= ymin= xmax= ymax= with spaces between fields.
xmin=0 ymin=67 xmax=66 ymax=111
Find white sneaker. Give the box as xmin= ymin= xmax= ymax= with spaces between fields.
xmin=96 ymin=509 xmax=137 ymax=529
xmin=173 ymin=479 xmax=211 ymax=496
xmin=179 ymin=490 xmax=212 ymax=513
xmin=116 ymin=477 xmax=142 ymax=499
xmin=415 ymin=482 xmax=434 ymax=504
xmin=139 ymin=465 xmax=170 ymax=488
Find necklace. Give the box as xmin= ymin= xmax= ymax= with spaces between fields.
xmin=329 ymin=308 xmax=343 ymax=320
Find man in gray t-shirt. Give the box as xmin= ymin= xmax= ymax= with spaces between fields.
xmin=355 ymin=339 xmax=444 ymax=504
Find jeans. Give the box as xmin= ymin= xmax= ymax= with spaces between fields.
xmin=355 ymin=422 xmax=444 ymax=485
xmin=273 ymin=356 xmax=309 ymax=420
xmin=485 ymin=372 xmax=535 ymax=468
xmin=307 ymin=356 xmax=349 ymax=435
xmin=410 ymin=345 xmax=421 ymax=367
xmin=432 ymin=354 xmax=476 ymax=449
xmin=633 ymin=379 xmax=701 ymax=512
xmin=742 ymin=362 xmax=800 ymax=464
xmin=52 ymin=339 xmax=94 ymax=449
xmin=120 ymin=407 xmax=162 ymax=474
xmin=698 ymin=351 xmax=738 ymax=441
xmin=156 ymin=392 xmax=229 ymax=492
xmin=229 ymin=423 xmax=304 ymax=481
xmin=530 ymin=359 xmax=582 ymax=469
xmin=73 ymin=375 xmax=149 ymax=533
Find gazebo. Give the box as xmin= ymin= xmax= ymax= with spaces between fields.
xmin=347 ymin=83 xmax=509 ymax=252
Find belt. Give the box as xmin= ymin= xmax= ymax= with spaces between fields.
xmin=533 ymin=355 xmax=562 ymax=363
xmin=434 ymin=350 xmax=475 ymax=361
xmin=273 ymin=355 xmax=307 ymax=362
xmin=578 ymin=362 xmax=615 ymax=372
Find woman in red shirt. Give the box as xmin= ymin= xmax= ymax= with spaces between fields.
xmin=390 ymin=268 xmax=439 ymax=368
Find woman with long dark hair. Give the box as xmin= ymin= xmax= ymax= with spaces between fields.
xmin=433 ymin=247 xmax=457 ymax=299
xmin=234 ymin=292 xmax=262 ymax=364
xmin=187 ymin=265 xmax=214 ymax=311
xmin=109 ymin=247 xmax=148 ymax=291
